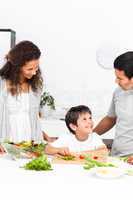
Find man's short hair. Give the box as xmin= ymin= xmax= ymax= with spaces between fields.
xmin=114 ymin=51 xmax=133 ymax=79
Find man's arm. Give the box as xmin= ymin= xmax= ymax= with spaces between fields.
xmin=93 ymin=116 xmax=116 ymax=135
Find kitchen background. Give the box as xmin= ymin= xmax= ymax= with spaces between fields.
xmin=0 ymin=0 xmax=133 ymax=139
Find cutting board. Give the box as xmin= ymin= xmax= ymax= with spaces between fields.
xmin=52 ymin=149 xmax=109 ymax=164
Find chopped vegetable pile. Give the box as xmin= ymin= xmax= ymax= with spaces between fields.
xmin=84 ymin=156 xmax=116 ymax=170
xmin=23 ymin=155 xmax=52 ymax=171
xmin=21 ymin=142 xmax=46 ymax=156
xmin=60 ymin=155 xmax=76 ymax=161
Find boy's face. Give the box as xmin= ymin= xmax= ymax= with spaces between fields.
xmin=115 ymin=69 xmax=133 ymax=90
xmin=70 ymin=112 xmax=93 ymax=141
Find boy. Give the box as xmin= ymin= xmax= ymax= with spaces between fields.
xmin=45 ymin=105 xmax=107 ymax=155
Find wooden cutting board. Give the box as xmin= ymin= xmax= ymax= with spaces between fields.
xmin=52 ymin=149 xmax=109 ymax=164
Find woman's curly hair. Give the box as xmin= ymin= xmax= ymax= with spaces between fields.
xmin=0 ymin=40 xmax=43 ymax=95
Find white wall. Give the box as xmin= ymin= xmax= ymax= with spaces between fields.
xmin=0 ymin=0 xmax=133 ymax=125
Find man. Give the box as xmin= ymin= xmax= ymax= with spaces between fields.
xmin=94 ymin=51 xmax=133 ymax=157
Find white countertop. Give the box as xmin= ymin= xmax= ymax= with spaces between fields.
xmin=0 ymin=120 xmax=129 ymax=200
xmin=0 ymin=155 xmax=132 ymax=200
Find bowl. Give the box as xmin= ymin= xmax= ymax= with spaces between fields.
xmin=95 ymin=167 xmax=125 ymax=179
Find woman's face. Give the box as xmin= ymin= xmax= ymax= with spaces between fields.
xmin=21 ymin=59 xmax=39 ymax=80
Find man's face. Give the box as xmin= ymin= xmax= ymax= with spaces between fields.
xmin=115 ymin=69 xmax=133 ymax=90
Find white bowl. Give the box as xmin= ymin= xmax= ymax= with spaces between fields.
xmin=95 ymin=167 xmax=125 ymax=179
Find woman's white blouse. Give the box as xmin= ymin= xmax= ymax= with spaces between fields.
xmin=7 ymin=92 xmax=32 ymax=143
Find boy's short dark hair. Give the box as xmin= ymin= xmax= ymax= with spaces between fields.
xmin=114 ymin=51 xmax=133 ymax=79
xmin=65 ymin=105 xmax=92 ymax=134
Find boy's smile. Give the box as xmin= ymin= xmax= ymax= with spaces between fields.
xmin=70 ymin=112 xmax=93 ymax=141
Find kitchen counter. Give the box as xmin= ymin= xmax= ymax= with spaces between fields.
xmin=0 ymin=154 xmax=132 ymax=200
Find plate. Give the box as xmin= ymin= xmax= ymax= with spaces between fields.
xmin=95 ymin=167 xmax=125 ymax=179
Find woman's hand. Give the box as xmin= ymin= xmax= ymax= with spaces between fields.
xmin=0 ymin=145 xmax=6 ymax=154
xmin=43 ymin=132 xmax=58 ymax=142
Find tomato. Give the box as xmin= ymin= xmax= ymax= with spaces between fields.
xmin=93 ymin=156 xmax=98 ymax=160
xmin=79 ymin=155 xmax=85 ymax=159
xmin=31 ymin=152 xmax=40 ymax=157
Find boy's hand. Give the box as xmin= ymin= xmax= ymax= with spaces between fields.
xmin=57 ymin=147 xmax=71 ymax=156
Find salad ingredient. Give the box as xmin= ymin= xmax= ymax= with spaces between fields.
xmin=119 ymin=155 xmax=133 ymax=165
xmin=23 ymin=155 xmax=52 ymax=171
xmin=60 ymin=155 xmax=76 ymax=161
xmin=84 ymin=156 xmax=116 ymax=170
xmin=79 ymin=155 xmax=85 ymax=159
xmin=93 ymin=156 xmax=98 ymax=160
xmin=20 ymin=142 xmax=46 ymax=157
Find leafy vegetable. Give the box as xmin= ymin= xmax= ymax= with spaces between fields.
xmin=23 ymin=155 xmax=52 ymax=171
xmin=84 ymin=156 xmax=116 ymax=170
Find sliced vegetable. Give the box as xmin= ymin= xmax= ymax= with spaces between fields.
xmin=119 ymin=155 xmax=133 ymax=164
xmin=20 ymin=142 xmax=46 ymax=157
xmin=93 ymin=156 xmax=98 ymax=160
xmin=119 ymin=156 xmax=128 ymax=162
xmin=84 ymin=156 xmax=116 ymax=170
xmin=60 ymin=155 xmax=76 ymax=161
xmin=79 ymin=155 xmax=85 ymax=159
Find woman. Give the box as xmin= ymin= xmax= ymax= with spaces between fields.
xmin=0 ymin=40 xmax=56 ymax=152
